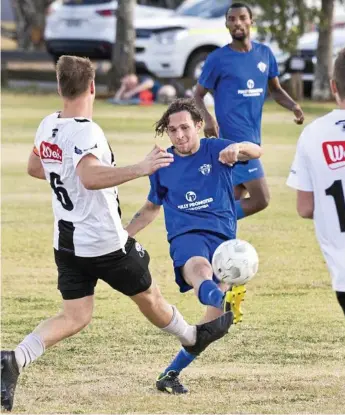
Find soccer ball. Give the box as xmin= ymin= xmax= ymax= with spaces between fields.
xmin=212 ymin=239 xmax=259 ymax=286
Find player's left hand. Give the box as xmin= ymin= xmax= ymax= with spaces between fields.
xmin=219 ymin=143 xmax=240 ymax=166
xmin=292 ymin=104 xmax=304 ymax=125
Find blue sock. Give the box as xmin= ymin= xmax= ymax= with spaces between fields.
xmin=198 ymin=280 xmax=224 ymax=309
xmin=236 ymin=200 xmax=246 ymax=220
xmin=164 ymin=348 xmax=196 ymax=375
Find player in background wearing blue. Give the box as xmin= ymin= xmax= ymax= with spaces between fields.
xmin=126 ymin=98 xmax=262 ymax=394
xmin=194 ymin=2 xmax=305 ymax=220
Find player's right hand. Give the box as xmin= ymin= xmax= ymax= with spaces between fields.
xmin=139 ymin=145 xmax=174 ymax=175
xmin=204 ymin=116 xmax=219 ymax=138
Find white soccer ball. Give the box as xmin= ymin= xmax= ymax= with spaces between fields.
xmin=212 ymin=239 xmax=259 ymax=286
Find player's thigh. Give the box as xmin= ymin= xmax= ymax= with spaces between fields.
xmin=182 ymin=256 xmax=213 ymax=289
xmin=54 ymin=249 xmax=98 ymax=301
xmin=171 ymin=232 xmax=228 ymax=291
xmin=170 ymin=232 xmax=210 ymax=292
xmin=98 ymin=237 xmax=152 ymax=297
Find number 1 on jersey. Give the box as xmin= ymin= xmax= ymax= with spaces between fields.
xmin=325 ymin=180 xmax=345 ymax=232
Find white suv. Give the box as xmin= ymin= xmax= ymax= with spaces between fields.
xmin=135 ymin=0 xmax=232 ymax=79
xmin=45 ymin=0 xmax=173 ymax=62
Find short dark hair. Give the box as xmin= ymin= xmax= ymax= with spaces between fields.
xmin=56 ymin=55 xmax=95 ymax=99
xmin=333 ymin=47 xmax=345 ymax=100
xmin=225 ymin=2 xmax=253 ymax=19
xmin=155 ymin=98 xmax=203 ymax=137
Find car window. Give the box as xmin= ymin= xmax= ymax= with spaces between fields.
xmin=176 ymin=0 xmax=228 ymax=18
xmin=63 ymin=0 xmax=113 ymax=5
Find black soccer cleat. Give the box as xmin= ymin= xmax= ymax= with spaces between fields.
xmin=156 ymin=370 xmax=188 ymax=394
xmin=183 ymin=311 xmax=233 ymax=356
xmin=1 ymin=351 xmax=20 ymax=412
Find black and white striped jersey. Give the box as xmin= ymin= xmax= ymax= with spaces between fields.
xmin=34 ymin=112 xmax=128 ymax=257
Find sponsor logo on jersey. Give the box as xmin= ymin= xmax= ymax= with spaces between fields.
xmin=40 ymin=141 xmax=62 ymax=163
xmin=257 ymin=62 xmax=267 ymax=73
xmin=178 ymin=191 xmax=213 ymax=211
xmin=198 ymin=164 xmax=212 ymax=175
xmin=238 ymin=79 xmax=263 ymax=97
xmin=247 ymin=79 xmax=255 ymax=89
xmin=185 ymin=191 xmax=197 ymax=202
xmin=322 ymin=141 xmax=345 ymax=170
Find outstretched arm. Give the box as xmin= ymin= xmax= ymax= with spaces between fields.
xmin=76 ymin=146 xmax=173 ymax=190
xmin=125 ymin=200 xmax=161 ymax=237
xmin=219 ymin=142 xmax=263 ymax=165
xmin=268 ymin=77 xmax=304 ymax=125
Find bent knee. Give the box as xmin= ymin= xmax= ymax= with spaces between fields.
xmin=133 ymin=281 xmax=163 ymax=307
xmin=250 ymin=188 xmax=270 ymax=212
xmin=257 ymin=192 xmax=270 ymax=211
xmin=63 ymin=312 xmax=92 ymax=333
xmin=183 ymin=257 xmax=213 ymax=285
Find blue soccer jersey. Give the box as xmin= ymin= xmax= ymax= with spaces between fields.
xmin=198 ymin=42 xmax=279 ymax=145
xmin=148 ymin=138 xmax=237 ymax=242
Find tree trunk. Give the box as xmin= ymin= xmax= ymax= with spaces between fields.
xmin=311 ymin=0 xmax=334 ymax=101
xmin=11 ymin=0 xmax=52 ymax=50
xmin=108 ymin=0 xmax=137 ymax=92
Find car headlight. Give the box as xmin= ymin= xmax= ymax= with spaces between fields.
xmin=155 ymin=29 xmax=188 ymax=45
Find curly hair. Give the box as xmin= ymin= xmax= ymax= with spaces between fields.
xmin=155 ymin=98 xmax=203 ymax=137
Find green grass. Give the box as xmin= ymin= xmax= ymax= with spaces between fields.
xmin=1 ymin=92 xmax=344 ymax=414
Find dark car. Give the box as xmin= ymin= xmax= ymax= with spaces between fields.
xmin=279 ymin=28 xmax=345 ymax=96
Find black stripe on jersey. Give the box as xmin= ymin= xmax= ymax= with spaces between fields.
xmin=108 ymin=142 xmax=115 ymax=166
xmin=74 ymin=118 xmax=90 ymax=123
xmin=107 ymin=141 xmax=122 ymax=218
xmin=58 ymin=220 xmax=75 ymax=253
xmin=335 ymin=120 xmax=345 ymax=130
xmin=116 ymin=194 xmax=122 ymax=218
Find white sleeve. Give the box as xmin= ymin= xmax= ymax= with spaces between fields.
xmin=72 ymin=122 xmax=105 ymax=168
xmin=286 ymin=130 xmax=313 ymax=191
xmin=34 ymin=120 xmax=44 ymax=154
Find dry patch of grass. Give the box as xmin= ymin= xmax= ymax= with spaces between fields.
xmin=1 ymin=93 xmax=344 ymax=414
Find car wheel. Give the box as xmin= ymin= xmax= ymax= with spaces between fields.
xmin=185 ymin=50 xmax=213 ymax=80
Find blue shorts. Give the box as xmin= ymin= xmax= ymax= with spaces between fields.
xmin=169 ymin=231 xmax=230 ymax=293
xmin=232 ymin=159 xmax=265 ymax=187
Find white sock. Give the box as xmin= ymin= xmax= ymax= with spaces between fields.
xmin=161 ymin=306 xmax=197 ymax=346
xmin=14 ymin=333 xmax=45 ymax=372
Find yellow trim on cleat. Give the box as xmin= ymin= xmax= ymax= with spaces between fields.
xmin=224 ymin=285 xmax=246 ymax=324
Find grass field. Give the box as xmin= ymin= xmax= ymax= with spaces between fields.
xmin=1 ymin=92 xmax=344 ymax=414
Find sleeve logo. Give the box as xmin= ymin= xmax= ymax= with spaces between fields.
xmin=40 ymin=141 xmax=62 ymax=163
xmin=74 ymin=143 xmax=98 ymax=155
xmin=322 ymin=141 xmax=345 ymax=170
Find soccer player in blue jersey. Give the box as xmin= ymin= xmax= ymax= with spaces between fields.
xmin=126 ymin=98 xmax=263 ymax=394
xmin=194 ymin=2 xmax=305 ymax=220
